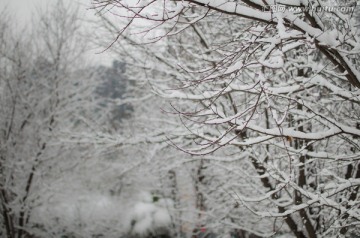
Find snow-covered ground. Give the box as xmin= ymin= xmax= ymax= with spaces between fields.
xmin=30 ymin=189 xmax=173 ymax=237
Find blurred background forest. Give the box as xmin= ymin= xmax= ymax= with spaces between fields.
xmin=1 ymin=1 xmax=360 ymax=238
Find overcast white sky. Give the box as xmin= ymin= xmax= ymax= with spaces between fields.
xmin=2 ymin=0 xmax=68 ymax=26
xmin=0 ymin=0 xmax=115 ymax=66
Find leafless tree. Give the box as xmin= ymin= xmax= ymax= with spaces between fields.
xmin=0 ymin=2 xmax=108 ymax=237
xmin=92 ymin=0 xmax=360 ymax=237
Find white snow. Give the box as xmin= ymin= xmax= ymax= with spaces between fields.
xmin=153 ymin=208 xmax=172 ymax=228
xmin=130 ymin=193 xmax=172 ymax=236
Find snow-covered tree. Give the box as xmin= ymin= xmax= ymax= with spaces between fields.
xmin=92 ymin=0 xmax=360 ymax=237
xmin=0 ymin=1 xmax=112 ymax=237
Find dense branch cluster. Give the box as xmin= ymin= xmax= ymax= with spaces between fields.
xmin=0 ymin=2 xmax=113 ymax=237
xmin=93 ymin=0 xmax=360 ymax=237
